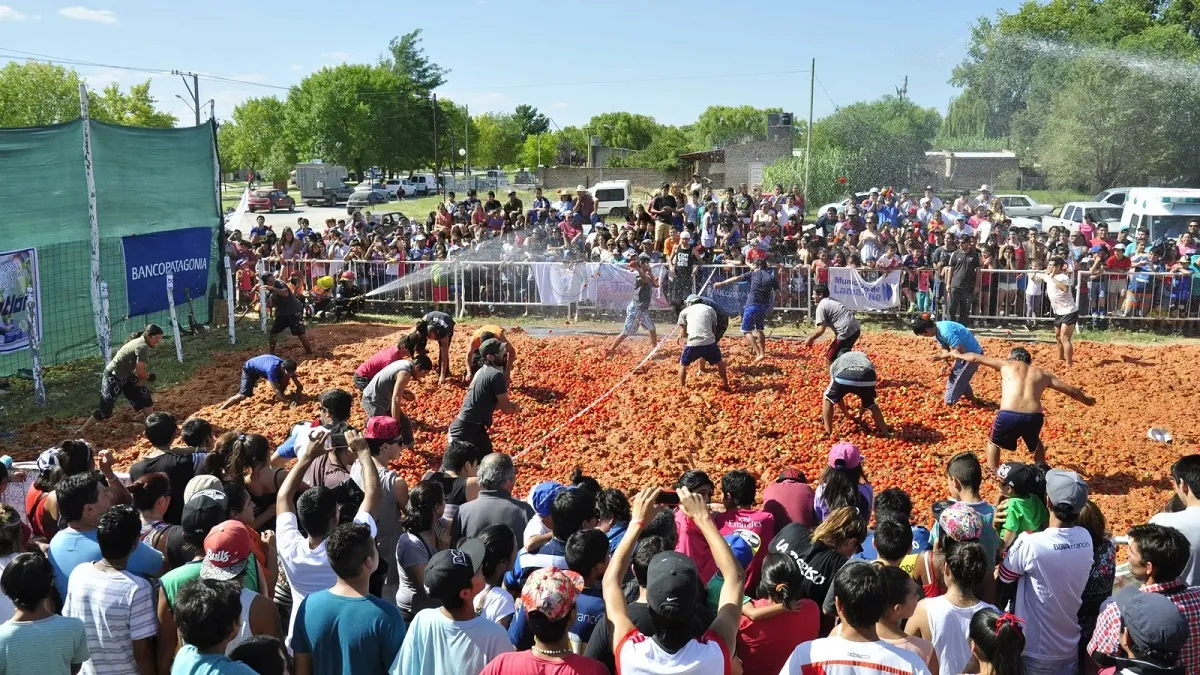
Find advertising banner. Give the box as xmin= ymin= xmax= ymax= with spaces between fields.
xmin=829 ymin=267 xmax=901 ymax=310
xmin=582 ymin=263 xmax=670 ymax=310
xmin=531 ymin=262 xmax=588 ymax=306
xmin=121 ymin=227 xmax=212 ymax=316
xmin=0 ymin=248 xmax=40 ymax=353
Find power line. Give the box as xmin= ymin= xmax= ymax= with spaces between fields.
xmin=814 ymin=73 xmax=839 ymax=111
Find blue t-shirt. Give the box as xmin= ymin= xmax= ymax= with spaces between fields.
xmin=170 ymin=644 xmax=258 ymax=675
xmin=935 ymin=321 xmax=982 ymax=354
xmin=508 ymin=585 xmax=606 ymax=650
xmin=48 ymin=528 xmax=163 ymax=598
xmin=0 ymin=614 xmax=90 ymax=675
xmin=747 ymin=269 xmax=779 ymax=306
xmin=245 ymin=354 xmax=284 ymax=384
xmin=506 ymin=538 xmax=568 ymax=589
xmin=292 ymin=590 xmax=406 ymax=674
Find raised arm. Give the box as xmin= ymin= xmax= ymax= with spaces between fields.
xmin=947 ymin=350 xmax=1005 ymax=371
xmin=345 ymin=429 xmax=380 ymax=517
xmin=678 ymin=486 xmax=743 ymax=650
xmin=603 ymin=488 xmax=660 ymax=650
xmin=1047 ymin=374 xmax=1096 ymax=406
xmin=276 ymin=430 xmax=325 ymax=517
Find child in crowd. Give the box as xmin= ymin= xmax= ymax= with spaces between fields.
xmin=523 ymin=481 xmax=563 ymax=554
xmin=170 ymin=578 xmax=258 ymax=675
xmin=996 ymin=462 xmax=1049 ymax=551
xmin=0 ymin=552 xmax=90 ymax=675
xmin=473 ymin=524 xmax=517 ymax=629
xmin=834 ymin=565 xmax=938 ymax=673
xmin=736 ymin=553 xmax=819 ymax=675
xmin=705 ymin=532 xmax=757 ymax=613
xmin=813 ymin=443 xmax=874 ymax=523
xmin=944 ymin=452 xmax=1001 ymax=567
xmin=968 ymin=608 xmax=1028 ymax=675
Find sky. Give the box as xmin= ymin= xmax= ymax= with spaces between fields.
xmin=0 ymin=0 xmax=1026 ymax=130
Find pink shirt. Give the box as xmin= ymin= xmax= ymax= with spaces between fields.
xmin=480 ymin=651 xmax=608 ymax=675
xmin=675 ymin=509 xmax=718 ymax=583
xmin=714 ymin=508 xmax=776 ymax=592
xmin=762 ymin=481 xmax=817 ymax=529
xmin=354 ymin=346 xmax=404 ymax=379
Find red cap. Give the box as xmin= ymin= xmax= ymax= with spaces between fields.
xmin=364 ymin=416 xmax=402 ymax=442
xmin=201 ymin=520 xmax=252 ymax=581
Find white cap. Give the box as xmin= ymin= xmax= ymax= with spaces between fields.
xmin=680 ymin=231 xmax=692 ymax=239
xmin=576 ymin=185 xmax=587 ymax=192
xmin=979 ymin=184 xmax=991 ymax=192
xmin=869 ymin=187 xmax=880 ymax=193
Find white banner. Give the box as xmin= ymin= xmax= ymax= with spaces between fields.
xmin=582 ymin=263 xmax=671 ymax=310
xmin=531 ymin=263 xmax=587 ymax=305
xmin=828 ymin=267 xmax=901 ymax=310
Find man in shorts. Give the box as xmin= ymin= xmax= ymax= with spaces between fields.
xmin=676 ymin=294 xmax=729 ymax=389
xmin=448 ymin=339 xmax=520 ymax=459
xmin=712 ymin=257 xmax=779 ymax=362
xmin=805 ymin=283 xmax=861 ymax=364
xmin=945 ymin=346 xmax=1095 ymax=470
xmin=1041 ymin=257 xmax=1078 ymax=368
xmin=605 ymin=254 xmax=659 ymax=357
xmin=261 ymin=271 xmax=313 ymax=355
xmin=218 ymin=354 xmax=302 ymax=409
xmin=823 ymin=350 xmax=890 ymax=437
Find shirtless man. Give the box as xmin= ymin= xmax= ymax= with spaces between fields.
xmin=944 ymin=346 xmax=1095 ymax=470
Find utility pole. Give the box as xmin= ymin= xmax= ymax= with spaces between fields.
xmin=432 ymin=94 xmax=439 ymax=185
xmin=464 ymin=104 xmax=470 ymax=177
xmin=804 ymin=57 xmax=815 ymax=203
xmin=173 ymin=70 xmax=200 ymax=127
xmin=209 ymin=99 xmax=215 ymax=122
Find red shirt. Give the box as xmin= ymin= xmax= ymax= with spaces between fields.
xmin=736 ymin=598 xmax=820 ymax=675
xmin=762 ymin=481 xmax=817 ymax=529
xmin=714 ymin=508 xmax=776 ymax=592
xmin=480 ymin=651 xmax=607 ymax=675
xmin=1106 ymin=255 xmax=1132 ymax=271
xmin=354 ymin=345 xmax=408 ymax=379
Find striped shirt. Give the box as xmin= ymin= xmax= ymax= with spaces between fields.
xmin=0 ymin=614 xmax=90 ymax=675
xmin=63 ymin=563 xmax=157 ymax=675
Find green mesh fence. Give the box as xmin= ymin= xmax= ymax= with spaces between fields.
xmin=0 ymin=119 xmax=220 ymax=376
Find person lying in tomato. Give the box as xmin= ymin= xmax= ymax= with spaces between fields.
xmin=464 ymin=324 xmax=515 ymax=382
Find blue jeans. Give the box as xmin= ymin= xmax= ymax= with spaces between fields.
xmin=945 ymin=360 xmax=979 ymax=404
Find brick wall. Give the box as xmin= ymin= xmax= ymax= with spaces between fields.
xmin=536 ymin=166 xmax=687 ymax=190
xmin=720 ymin=139 xmax=794 ymax=189
xmin=923 ymin=155 xmax=1021 ymax=191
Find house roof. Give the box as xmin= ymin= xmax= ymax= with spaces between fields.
xmin=925 ymin=150 xmax=1017 ymax=159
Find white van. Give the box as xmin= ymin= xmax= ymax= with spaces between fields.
xmin=408 ymin=173 xmax=436 ymax=196
xmin=1120 ymin=188 xmax=1200 ymax=241
xmin=590 ymin=180 xmax=632 ymax=218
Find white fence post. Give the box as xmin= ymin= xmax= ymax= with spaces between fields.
xmin=166 ymin=274 xmax=183 ymax=363
xmin=224 ymin=256 xmax=236 ymax=344
xmin=99 ymin=281 xmax=111 ymax=362
xmin=80 ymin=82 xmax=110 ymax=360
xmin=25 ymin=287 xmax=45 ymax=406
xmin=257 ymin=259 xmax=268 ymax=332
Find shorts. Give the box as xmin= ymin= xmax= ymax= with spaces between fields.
xmin=741 ymin=304 xmax=767 ymax=332
xmin=825 ymin=329 xmax=860 ymax=362
xmin=352 ymin=373 xmax=371 ymax=391
xmin=654 ymin=221 xmax=672 ymax=241
xmin=681 ymin=343 xmax=722 ymax=366
xmin=447 ymin=418 xmax=493 ymax=461
xmin=997 ymin=282 xmax=1018 ymax=292
xmin=989 ymin=410 xmax=1045 ymax=452
xmin=623 ymin=302 xmax=655 ymax=336
xmin=239 ymin=366 xmax=272 ymax=398
xmin=824 ymin=380 xmax=877 ymax=409
xmin=271 ymin=312 xmax=306 ymax=336
xmin=95 ymin=373 xmax=153 ymax=420
xmin=1054 ymin=311 xmax=1078 ymax=327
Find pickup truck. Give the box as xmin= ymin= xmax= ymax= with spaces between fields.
xmin=1040 ymin=201 xmax=1125 ymax=233
xmin=997 ymin=194 xmax=1054 ymax=219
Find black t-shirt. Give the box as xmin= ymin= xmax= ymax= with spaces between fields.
xmin=634 ymin=276 xmax=654 ymax=310
xmin=483 ymin=199 xmax=502 ymax=212
xmin=504 ymin=198 xmax=523 ymax=215
xmin=584 ymin=600 xmax=712 ymax=674
xmin=949 ymin=249 xmax=981 ymax=290
xmin=652 ymin=195 xmax=677 ymax=223
xmin=128 ymin=449 xmax=206 ymax=525
xmin=273 ymin=280 xmax=304 ymax=316
xmin=747 ymin=268 xmax=779 ymax=306
xmin=768 ymin=523 xmax=847 ymax=608
xmin=457 ymin=365 xmax=508 ymax=426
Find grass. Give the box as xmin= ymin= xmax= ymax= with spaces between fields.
xmin=0 ymin=323 xmax=269 ymax=432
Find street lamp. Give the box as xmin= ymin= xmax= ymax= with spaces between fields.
xmin=175 ymin=94 xmax=196 ymax=116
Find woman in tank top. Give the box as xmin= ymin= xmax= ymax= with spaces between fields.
xmin=26 ymin=440 xmax=95 ymax=540
xmin=203 ymin=432 xmax=289 ymax=532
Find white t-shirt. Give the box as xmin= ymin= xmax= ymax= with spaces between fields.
xmin=522 ymin=515 xmax=550 ymax=547
xmin=1044 ymin=273 xmax=1077 ymax=315
xmin=677 ymin=304 xmax=717 ymax=347
xmin=998 ymin=526 xmax=1094 ymax=661
xmin=63 ymin=563 xmax=157 ymax=675
xmin=392 ymin=609 xmax=513 ymax=675
xmin=781 ymin=635 xmax=931 ymax=675
xmin=473 ymin=584 xmax=516 ymax=626
xmin=277 ymin=509 xmax=377 ymax=649
xmin=615 ymin=628 xmax=730 ymax=675
xmin=1150 ymin=506 xmax=1200 ymax=586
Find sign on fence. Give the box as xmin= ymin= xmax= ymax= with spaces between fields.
xmin=581 ymin=263 xmax=671 ymax=310
xmin=531 ymin=263 xmax=587 ymax=305
xmin=121 ymin=227 xmax=212 ymax=316
xmin=829 ymin=268 xmax=901 ymax=310
xmin=0 ymin=247 xmax=41 ymax=354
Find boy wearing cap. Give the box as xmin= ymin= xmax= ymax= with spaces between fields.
xmin=998 ymin=469 xmax=1095 ymax=675
xmin=63 ymin=505 xmax=157 ymax=675
xmin=354 ymin=416 xmax=413 ymax=604
xmin=199 ymin=520 xmax=279 ymax=653
xmin=448 ymin=338 xmax=520 ymax=458
xmin=293 ymin=522 xmax=406 ymax=675
xmin=219 ymin=354 xmax=302 ymax=410
xmin=604 ymin=487 xmax=744 ymax=674
xmin=996 ymin=462 xmax=1049 ymax=551
xmin=676 ymin=294 xmax=729 ymax=389
xmin=605 ymin=255 xmax=660 ymax=357
xmin=523 ymin=481 xmax=564 ymax=554
xmin=482 ymin=567 xmax=607 ymax=674
xmin=392 ymin=539 xmax=513 ymax=675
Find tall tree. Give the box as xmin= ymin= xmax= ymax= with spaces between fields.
xmin=0 ymin=62 xmax=85 ymax=127
xmin=811 ymin=95 xmax=941 ymax=190
xmin=688 ymin=105 xmax=783 ymax=149
xmin=471 ymin=112 xmax=523 ymax=167
xmin=585 ymin=112 xmax=660 ymax=150
xmin=512 ymin=104 xmax=549 ymax=139
xmin=225 ymin=96 xmax=293 ymax=181
xmin=381 ymin=29 xmax=448 ymax=94
xmin=90 ymin=81 xmax=177 ymax=128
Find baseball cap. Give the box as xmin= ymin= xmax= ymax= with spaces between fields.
xmin=530 ymin=481 xmax=564 ymax=518
xmin=828 ymin=442 xmax=862 ymax=469
xmin=364 ymin=416 xmax=402 ymax=442
xmin=646 ymin=551 xmax=700 ymax=613
xmin=479 ymin=338 xmax=505 ymax=358
xmin=997 ymin=462 xmax=1044 ymax=496
xmin=201 ymin=520 xmax=253 ymax=581
xmin=182 ymin=489 xmax=229 ymax=541
xmin=1045 ymin=469 xmax=1088 ymax=515
xmin=520 ymin=566 xmax=585 ymax=621
xmin=424 ymin=538 xmax=486 ymax=599
xmin=680 ymin=231 xmax=692 ymax=239
xmin=725 ymin=530 xmax=762 ymax=569
xmin=685 ymin=294 xmax=702 ymax=304
xmin=777 ymin=468 xmax=807 ymax=483
xmin=1115 ymin=587 xmax=1189 ymax=653
xmin=637 ymin=253 xmax=652 ymax=262
xmin=183 ymin=475 xmax=224 ymax=504
xmin=938 ymin=502 xmax=983 ymax=542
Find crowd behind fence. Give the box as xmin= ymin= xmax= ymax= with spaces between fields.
xmin=245 ymin=258 xmax=1200 ymax=329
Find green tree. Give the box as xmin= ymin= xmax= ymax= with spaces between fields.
xmin=471 ymin=112 xmax=523 ymax=167
xmin=381 ymin=29 xmax=448 ymax=94
xmin=0 ymin=62 xmax=83 ymax=127
xmin=585 ymin=112 xmax=660 ymax=150
xmin=216 ymin=121 xmax=240 ymax=173
xmin=607 ymin=126 xmax=691 ymax=171
xmin=90 ymin=81 xmax=177 ymax=128
xmin=688 ymin=105 xmax=783 ymax=149
xmin=811 ymin=95 xmax=941 ymax=190
xmin=225 ymin=96 xmax=293 ymax=181
xmin=512 ymin=104 xmax=550 ymax=139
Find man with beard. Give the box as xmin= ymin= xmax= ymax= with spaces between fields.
xmin=447 ymin=339 xmax=521 ymax=458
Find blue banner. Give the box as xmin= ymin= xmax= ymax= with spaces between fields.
xmin=121 ymin=226 xmax=212 ymax=316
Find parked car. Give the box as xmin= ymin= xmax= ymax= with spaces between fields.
xmin=996 ymin=194 xmax=1053 ymax=219
xmin=817 ymin=192 xmax=872 ymax=216
xmin=354 ymin=182 xmax=393 ymax=202
xmin=384 ymin=179 xmax=414 ymax=200
xmin=1092 ymin=187 xmax=1135 ymax=207
xmin=347 ymin=185 xmax=387 ymax=214
xmin=409 ymin=173 xmax=436 ymax=195
xmin=590 ymin=180 xmax=632 ymax=218
xmin=1041 ymin=201 xmax=1125 ymax=233
xmin=247 ymin=189 xmax=295 ymax=213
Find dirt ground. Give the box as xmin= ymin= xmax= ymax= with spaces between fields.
xmin=5 ymin=322 xmax=1196 ymax=533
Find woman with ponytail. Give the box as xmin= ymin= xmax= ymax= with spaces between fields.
xmin=207 ymin=432 xmax=288 ymax=531
xmin=128 ymin=472 xmax=172 ymax=556
xmin=25 ymin=439 xmax=95 ymax=539
xmin=80 ymin=323 xmax=164 ymax=432
xmin=396 ymin=480 xmax=448 ymax=621
xmin=0 ymin=504 xmax=25 ymax=623
xmin=969 ymin=608 xmax=1028 ymax=675
xmin=907 ymin=503 xmax=996 ymax=675
xmin=737 ymin=552 xmax=820 ymax=674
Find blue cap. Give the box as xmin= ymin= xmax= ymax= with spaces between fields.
xmin=531 ymin=481 xmax=564 ymax=518
xmin=724 ymin=530 xmax=761 ymax=569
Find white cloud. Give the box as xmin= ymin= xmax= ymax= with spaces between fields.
xmin=0 ymin=6 xmax=27 ymax=20
xmin=321 ymin=51 xmax=349 ymax=61
xmin=552 ymin=101 xmax=568 ymax=109
xmin=58 ymin=6 xmax=117 ymax=23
